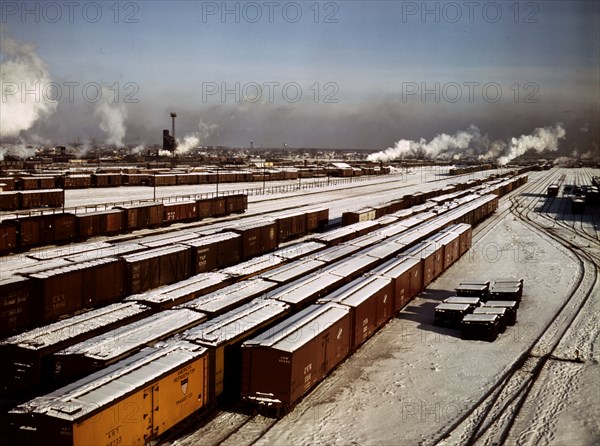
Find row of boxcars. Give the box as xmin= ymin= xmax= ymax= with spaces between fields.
xmin=448 ymin=164 xmax=493 ymax=175
xmin=0 ymin=195 xmax=249 ymax=254
xmin=449 ymin=163 xmax=547 ymax=176
xmin=0 ymin=167 xmax=389 ymax=193
xmin=342 ymin=169 xmax=530 ymax=225
xmin=2 ymin=174 xmax=529 ymax=446
xmin=0 ymin=189 xmax=65 ymax=211
xmin=0 ymin=207 xmax=329 ymax=338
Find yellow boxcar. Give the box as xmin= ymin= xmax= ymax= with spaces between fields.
xmin=9 ymin=341 xmax=209 ymax=446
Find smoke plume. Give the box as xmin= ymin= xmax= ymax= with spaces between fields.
xmin=130 ymin=144 xmax=146 ymax=155
xmin=367 ymin=125 xmax=485 ymax=162
xmin=94 ymin=88 xmax=127 ymax=147
xmin=0 ymin=31 xmax=57 ymax=139
xmin=368 ymin=123 xmax=566 ymax=165
xmin=497 ymin=123 xmax=566 ymax=165
xmin=172 ymin=119 xmax=217 ymax=155
xmin=0 ymin=142 xmax=36 ymax=161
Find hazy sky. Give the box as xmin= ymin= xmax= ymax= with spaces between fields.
xmin=1 ymin=1 xmax=598 ymax=153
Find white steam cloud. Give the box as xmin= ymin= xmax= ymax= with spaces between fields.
xmin=368 ymin=123 xmax=566 ymax=166
xmin=0 ymin=31 xmax=57 ymax=139
xmin=497 ymin=124 xmax=566 ymax=165
xmin=131 ymin=144 xmax=146 ymax=155
xmin=0 ymin=142 xmax=36 ymax=161
xmin=367 ymin=125 xmax=486 ymax=162
xmin=170 ymin=118 xmax=218 ymax=156
xmin=94 ymin=88 xmax=127 ymax=147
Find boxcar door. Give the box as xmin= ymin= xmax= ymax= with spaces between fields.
xmin=142 ymin=384 xmax=157 ymax=443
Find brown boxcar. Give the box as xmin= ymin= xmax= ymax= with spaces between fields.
xmin=0 ymin=191 xmax=19 ymax=211
xmin=221 ymin=254 xmax=285 ymax=282
xmin=52 ymin=213 xmax=78 ymax=244
xmin=306 ymin=207 xmax=329 ymax=232
xmin=163 ymin=200 xmax=198 ymax=223
xmin=160 ymin=244 xmax=192 ymax=285
xmin=114 ymin=202 xmax=163 ymax=231
xmin=341 ymin=208 xmax=377 ymax=226
xmin=126 ymin=272 xmax=231 ymax=310
xmin=184 ymin=299 xmax=291 ymax=400
xmin=8 ymin=341 xmax=210 ymax=446
xmin=91 ymin=173 xmax=122 ymax=187
xmin=150 ymin=174 xmax=177 ymax=186
xmin=210 ymin=196 xmax=227 ymax=217
xmin=29 ymin=263 xmax=85 ymax=324
xmin=57 ymin=175 xmax=92 ymax=189
xmin=122 ymin=245 xmax=192 ymax=294
xmin=266 ymin=271 xmax=347 ymax=310
xmin=0 ymin=302 xmax=150 ymax=397
xmin=18 ymin=190 xmax=42 ymax=209
xmin=75 ymin=209 xmax=124 ymax=239
xmin=9 ymin=213 xmax=77 ymax=249
xmin=81 ymin=257 xmax=126 ymax=307
xmin=0 ymin=177 xmax=16 ymax=191
xmin=197 ymin=199 xmax=213 ymax=218
xmin=241 ymin=303 xmax=352 ymax=410
xmin=318 ymin=276 xmax=394 ymax=349
xmin=176 ymin=173 xmax=200 ymax=185
xmin=231 ymin=219 xmax=278 ymax=260
xmin=445 ymin=223 xmax=472 ymax=256
xmin=403 ymin=242 xmax=436 ymax=288
xmin=225 ymin=194 xmax=248 ymax=214
xmin=39 ymin=189 xmax=65 ymax=208
xmin=52 ymin=310 xmax=207 ymax=384
xmin=0 ymin=221 xmax=18 ymax=254
xmin=181 ymin=278 xmax=278 ymax=318
xmin=276 ymin=211 xmax=307 ymax=242
xmin=18 ymin=177 xmax=39 ymax=190
xmin=137 ymin=231 xmax=198 ymax=249
xmin=422 ymin=241 xmax=444 ymax=282
xmin=260 ymin=258 xmax=327 ymax=285
xmin=0 ymin=275 xmax=32 ymax=337
xmin=38 ymin=177 xmax=57 ymax=189
xmin=368 ymin=256 xmax=423 ymax=311
xmin=439 ymin=231 xmax=460 ymax=269
xmin=185 ymin=232 xmax=241 ymax=273
xmin=372 ymin=203 xmax=391 ymax=219
xmin=122 ymin=173 xmax=148 ymax=186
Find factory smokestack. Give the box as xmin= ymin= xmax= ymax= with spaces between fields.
xmin=170 ymin=113 xmax=177 ymax=150
xmin=163 ymin=129 xmax=175 ymax=152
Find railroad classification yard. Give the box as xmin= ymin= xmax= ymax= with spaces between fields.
xmin=0 ymin=163 xmax=598 ymax=446
xmin=1 ymin=1 xmax=598 ymax=444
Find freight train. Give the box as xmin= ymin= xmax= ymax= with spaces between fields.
xmin=0 ymin=207 xmax=329 ymax=338
xmin=0 ymin=167 xmax=390 ymax=194
xmin=0 ymin=195 xmax=248 ymax=254
xmin=3 ymin=173 xmax=530 ymax=445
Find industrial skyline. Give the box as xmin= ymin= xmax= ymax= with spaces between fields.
xmin=0 ymin=1 xmax=598 ymax=155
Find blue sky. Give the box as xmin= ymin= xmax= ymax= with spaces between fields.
xmin=1 ymin=1 xmax=599 ymax=150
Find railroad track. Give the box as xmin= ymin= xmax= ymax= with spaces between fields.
xmin=537 ymin=168 xmax=600 ymax=261
xmin=156 ymin=408 xmax=277 ymax=446
xmin=6 ymin=168 xmax=512 ymax=256
xmin=423 ymin=168 xmax=599 ymax=446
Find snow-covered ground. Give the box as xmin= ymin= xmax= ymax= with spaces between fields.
xmin=168 ymin=168 xmax=599 ymax=446
xmin=61 ymin=167 xmax=503 ymax=210
xmin=3 ymin=167 xmax=597 ymax=445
